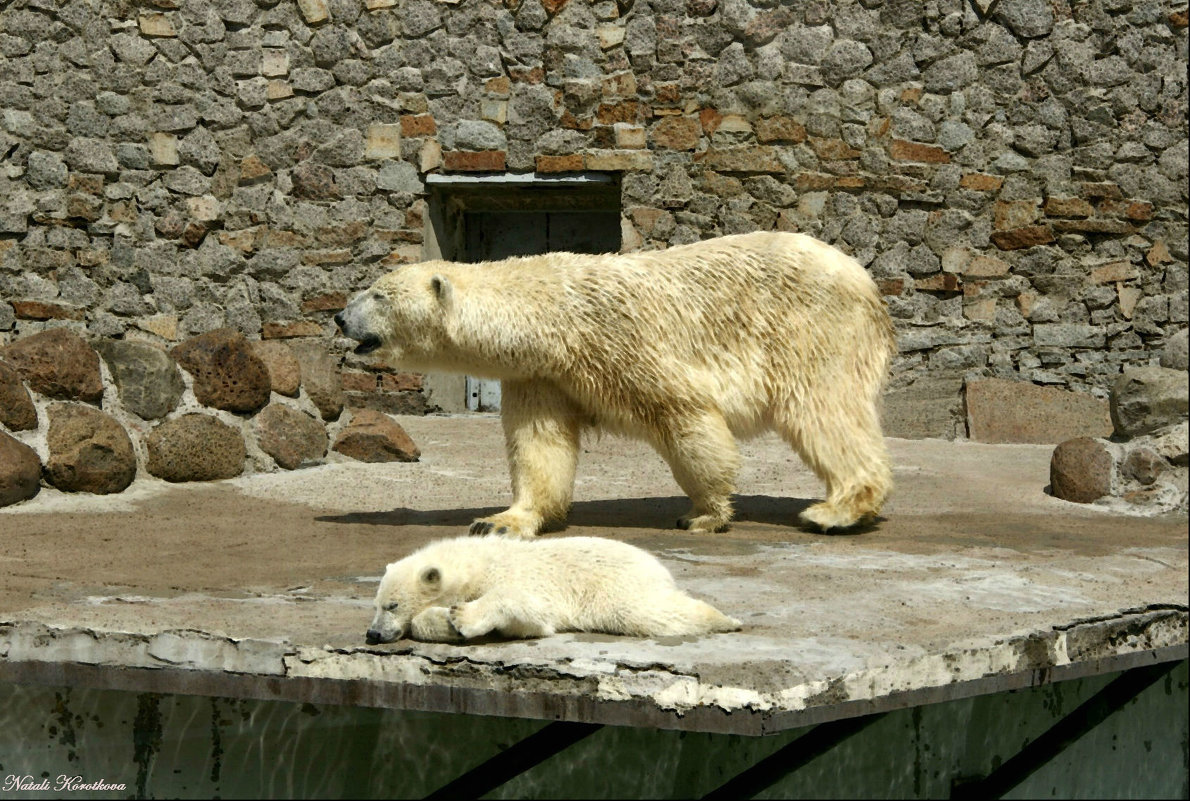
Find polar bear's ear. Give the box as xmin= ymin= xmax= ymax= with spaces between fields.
xmin=430 ymin=274 xmax=453 ymax=308
xmin=420 ymin=566 xmax=441 ymax=585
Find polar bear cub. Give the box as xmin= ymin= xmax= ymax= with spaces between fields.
xmin=365 ymin=536 xmax=740 ymax=644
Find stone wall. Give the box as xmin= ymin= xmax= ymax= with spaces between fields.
xmin=0 ymin=0 xmax=1187 ymax=437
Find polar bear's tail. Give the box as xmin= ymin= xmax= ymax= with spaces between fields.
xmin=630 ymin=592 xmax=742 ymax=636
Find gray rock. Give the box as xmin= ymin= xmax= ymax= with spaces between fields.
xmin=254 ymin=404 xmax=328 ymax=470
xmin=146 ymin=413 xmax=246 ymax=482
xmin=64 ymin=137 xmax=120 ymax=174
xmin=44 ymin=403 xmax=137 ymax=494
xmin=1050 ymin=437 xmax=1113 ymax=504
xmin=820 ymin=39 xmax=873 ymax=86
xmin=923 ymin=51 xmax=977 ymax=93
xmin=95 ymin=340 xmax=185 ymax=421
xmin=1160 ymin=328 xmax=1188 ymax=372
xmin=290 ymin=341 xmax=343 ymax=422
xmin=26 ymin=151 xmax=68 ymax=189
xmin=0 ymin=430 xmax=40 ymax=508
xmin=454 ymin=120 xmax=506 ymax=151
xmin=1110 ymin=367 xmax=1190 ymax=438
xmin=994 ymin=0 xmax=1054 ymax=38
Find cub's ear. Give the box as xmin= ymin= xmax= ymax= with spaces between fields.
xmin=430 ymin=274 xmax=453 ymax=307
xmin=420 ymin=566 xmax=441 ymax=585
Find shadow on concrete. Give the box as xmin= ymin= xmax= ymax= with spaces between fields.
xmin=315 ymin=494 xmax=829 ymax=531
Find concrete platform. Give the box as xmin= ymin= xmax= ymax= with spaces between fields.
xmin=1 ymin=415 xmax=1186 ymax=736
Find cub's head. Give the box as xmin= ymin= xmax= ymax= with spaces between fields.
xmin=365 ymin=550 xmax=448 ymax=644
xmin=334 ymin=263 xmax=455 ymax=365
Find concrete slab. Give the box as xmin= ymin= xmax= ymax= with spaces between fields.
xmin=1 ymin=415 xmax=1186 ymax=735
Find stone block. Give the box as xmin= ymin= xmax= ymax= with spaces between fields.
xmin=297 ymin=0 xmax=329 ymax=24
xmin=1050 ymin=437 xmax=1113 ymax=504
xmin=965 ymin=378 xmax=1113 ymax=444
xmin=95 ymin=340 xmax=184 ymax=421
xmin=254 ymin=404 xmax=328 ymax=470
xmin=1110 ymin=367 xmax=1189 ymax=438
xmin=45 ymin=403 xmax=137 ymax=494
xmin=889 ymin=139 xmax=950 ymax=164
xmin=652 ymin=117 xmax=701 ymax=150
xmin=365 ymin=124 xmax=401 ymax=160
xmin=1160 ymin=328 xmax=1188 ymax=372
xmin=148 ymin=132 xmax=179 ymax=167
xmin=332 ymin=408 xmax=420 ymax=462
xmin=694 ymin=147 xmax=783 ymax=173
xmin=171 ymin=329 xmax=272 ymax=414
xmin=0 ymin=329 xmax=104 ymax=404
xmin=146 ymin=414 xmax=246 ymax=482
xmin=0 ymin=430 xmax=40 ymax=507
xmin=882 ymin=374 xmax=964 ymax=439
xmin=0 ymin=359 xmax=37 ymax=432
xmin=536 ymin=154 xmax=584 ymax=173
xmin=584 ymin=150 xmax=654 ymax=171
xmin=443 ymin=150 xmax=506 ymax=172
xmin=289 ymin=341 xmax=343 ymax=422
xmin=11 ymin=301 xmax=84 ymax=321
xmin=248 ymin=341 xmax=301 ymax=397
xmin=990 ymin=225 xmax=1055 ymax=250
xmin=138 ymin=13 xmax=176 ymax=37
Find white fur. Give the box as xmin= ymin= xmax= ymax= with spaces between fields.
xmin=338 ymin=231 xmax=895 ymax=536
xmin=366 ymin=536 xmax=741 ymax=643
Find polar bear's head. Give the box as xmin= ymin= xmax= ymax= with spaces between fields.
xmin=366 ymin=549 xmax=452 ymax=644
xmin=335 ymin=263 xmax=455 ymax=366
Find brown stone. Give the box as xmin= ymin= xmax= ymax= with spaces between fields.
xmin=994 ymin=200 xmax=1041 ymax=230
xmin=399 ymin=114 xmax=436 ymax=137
xmin=1090 ymin=261 xmax=1138 ymax=284
xmin=0 ymin=430 xmax=40 ymax=507
xmin=301 ymin=292 xmax=348 ymax=313
xmin=584 ymin=150 xmax=654 ymax=171
xmin=11 ymin=300 xmax=85 ymax=321
xmin=380 ymin=372 xmax=424 ymax=392
xmin=340 ymin=370 xmax=377 ymax=393
xmin=699 ymin=108 xmax=723 ymax=134
xmin=1145 ymin=240 xmax=1172 ymax=266
xmin=239 ymin=154 xmax=272 ymax=184
xmin=811 ymin=138 xmax=861 ymax=160
xmin=290 ymin=162 xmax=340 ymax=200
xmin=332 ymin=408 xmax=420 ymax=462
xmin=146 ymin=414 xmax=246 ymax=482
xmin=536 ymin=154 xmax=585 ymax=173
xmin=1079 ymin=182 xmax=1123 ymax=199
xmin=964 ymin=256 xmax=1010 ymax=277
xmin=652 ymin=117 xmax=701 ymax=150
xmin=1043 ymin=197 xmax=1094 ymax=218
xmin=443 ymin=150 xmax=506 ymax=172
xmin=965 ymin=378 xmax=1113 ymax=444
xmin=262 ymin=321 xmax=326 ymax=339
xmin=958 ymin=173 xmax=1003 ymax=192
xmin=44 ymin=403 xmax=136 ymax=494
xmin=289 ymin=341 xmax=344 ymax=422
xmin=248 ymin=341 xmax=301 ymax=397
xmin=889 ymin=139 xmax=951 ymax=163
xmin=0 ymin=359 xmax=37 ymax=431
xmin=171 ymin=329 xmax=272 ymax=414
xmin=990 ymin=225 xmax=1056 ymax=250
xmin=1050 ymin=437 xmax=1114 ymax=504
xmin=485 ymin=76 xmax=511 ymax=96
xmin=695 ymin=147 xmax=784 ymax=173
xmin=915 ymin=273 xmax=962 ymax=294
xmin=795 ymin=173 xmax=836 ymax=191
xmin=254 ymin=404 xmax=328 ymax=470
xmin=597 ymin=101 xmax=645 ymax=125
xmin=755 ymin=115 xmax=807 ymax=144
xmin=0 ymin=328 xmax=104 ymax=404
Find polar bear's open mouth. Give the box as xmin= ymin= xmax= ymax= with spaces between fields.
xmin=354 ymin=335 xmax=382 ymax=355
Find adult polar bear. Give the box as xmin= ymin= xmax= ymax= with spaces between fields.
xmin=336 ymin=231 xmax=895 ymax=536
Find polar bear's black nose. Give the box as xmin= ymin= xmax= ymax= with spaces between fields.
xmin=333 ymin=311 xmax=345 ymax=330
xmin=365 ymin=629 xmax=382 ymax=645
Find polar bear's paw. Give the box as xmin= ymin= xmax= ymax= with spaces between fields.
xmin=469 ymin=510 xmax=541 ymax=539
xmin=799 ymin=501 xmax=868 ymax=532
xmin=448 ymin=602 xmax=494 ymax=640
xmin=676 ymin=513 xmax=731 ymax=533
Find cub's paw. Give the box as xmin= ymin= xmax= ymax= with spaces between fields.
xmin=676 ymin=513 xmax=730 ymax=533
xmin=409 ymin=606 xmax=464 ymax=643
xmin=447 ymin=602 xmax=492 ymax=640
xmin=469 ymin=510 xmax=541 ymax=539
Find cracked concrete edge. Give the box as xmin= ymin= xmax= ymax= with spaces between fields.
xmin=1 ymin=606 xmax=1186 ymax=734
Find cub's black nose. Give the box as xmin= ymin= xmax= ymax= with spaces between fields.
xmin=365 ymin=629 xmax=382 ymax=645
xmin=333 ymin=311 xmax=345 ymax=330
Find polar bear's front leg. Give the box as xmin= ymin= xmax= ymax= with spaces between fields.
xmin=470 ymin=379 xmax=582 ymax=539
xmin=408 ymin=606 xmax=465 ymax=642
xmin=448 ymin=594 xmax=557 ymax=640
